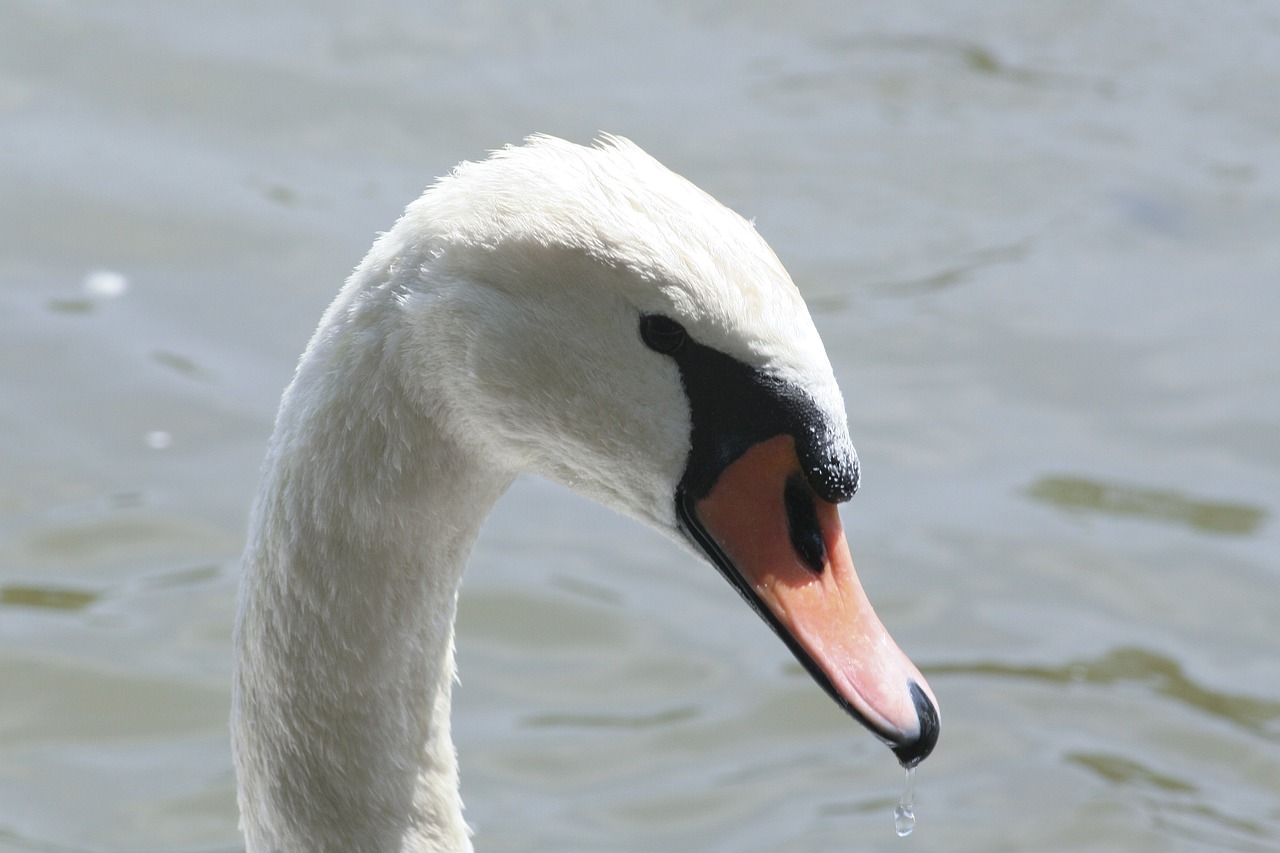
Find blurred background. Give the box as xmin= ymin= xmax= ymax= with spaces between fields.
xmin=2 ymin=2 xmax=1278 ymax=850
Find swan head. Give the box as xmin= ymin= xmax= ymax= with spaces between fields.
xmin=379 ymin=135 xmax=938 ymax=766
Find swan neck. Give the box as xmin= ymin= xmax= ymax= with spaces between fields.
xmin=233 ymin=293 xmax=509 ymax=852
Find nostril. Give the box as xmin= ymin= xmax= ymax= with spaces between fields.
xmin=891 ymin=681 xmax=941 ymax=768
xmin=784 ymin=473 xmax=826 ymax=574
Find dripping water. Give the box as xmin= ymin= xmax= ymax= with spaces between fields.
xmin=894 ymin=766 xmax=917 ymax=837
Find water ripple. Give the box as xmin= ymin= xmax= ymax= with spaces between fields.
xmin=1028 ymin=475 xmax=1267 ymax=536
xmin=931 ymin=646 xmax=1280 ymax=739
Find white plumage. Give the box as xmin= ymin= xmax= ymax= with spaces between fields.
xmin=232 ymin=135 xmax=927 ymax=852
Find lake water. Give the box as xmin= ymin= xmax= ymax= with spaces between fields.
xmin=3 ymin=2 xmax=1279 ymax=850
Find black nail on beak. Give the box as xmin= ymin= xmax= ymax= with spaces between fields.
xmin=891 ymin=681 xmax=940 ymax=768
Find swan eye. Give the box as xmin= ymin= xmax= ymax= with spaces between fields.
xmin=640 ymin=315 xmax=688 ymax=355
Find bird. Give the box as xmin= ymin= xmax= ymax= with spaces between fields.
xmin=231 ymin=134 xmax=939 ymax=852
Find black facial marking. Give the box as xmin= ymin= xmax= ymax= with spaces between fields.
xmin=637 ymin=315 xmax=858 ymax=504
xmin=784 ymin=473 xmax=826 ymax=574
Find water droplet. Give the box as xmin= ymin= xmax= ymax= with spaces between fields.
xmin=894 ymin=766 xmax=917 ymax=837
xmin=893 ymin=802 xmax=915 ymax=837
xmin=145 ymin=430 xmax=172 ymax=450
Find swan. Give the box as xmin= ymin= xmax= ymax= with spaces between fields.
xmin=232 ymin=134 xmax=939 ymax=852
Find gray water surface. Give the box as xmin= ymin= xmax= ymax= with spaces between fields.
xmin=3 ymin=2 xmax=1279 ymax=850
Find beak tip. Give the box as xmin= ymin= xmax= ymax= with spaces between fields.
xmin=891 ymin=680 xmax=940 ymax=768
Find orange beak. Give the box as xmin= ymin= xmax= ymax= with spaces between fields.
xmin=681 ymin=434 xmax=939 ymax=766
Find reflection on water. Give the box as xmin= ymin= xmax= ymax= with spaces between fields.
xmin=1067 ymin=751 xmax=1196 ymax=793
xmin=44 ymin=297 xmax=97 ymax=315
xmin=0 ymin=584 xmax=99 ymax=611
xmin=819 ymin=33 xmax=1101 ymax=89
xmin=140 ymin=563 xmax=224 ymax=590
xmin=875 ymin=240 xmax=1031 ymax=297
xmin=524 ymin=706 xmax=699 ymax=731
xmin=1028 ymin=475 xmax=1267 ymax=536
xmin=1 ymin=566 xmax=229 ymax=612
xmin=753 ymin=31 xmax=1109 ymax=116
xmin=150 ymin=349 xmax=211 ymax=382
xmin=1065 ymin=751 xmax=1272 ymax=845
xmin=932 ymin=646 xmax=1280 ymax=738
xmin=933 ymin=648 xmax=1280 ymax=848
